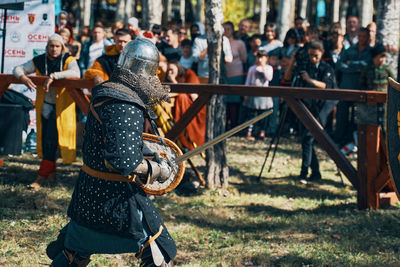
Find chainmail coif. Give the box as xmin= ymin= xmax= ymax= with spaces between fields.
xmin=92 ymin=66 xmax=171 ymax=117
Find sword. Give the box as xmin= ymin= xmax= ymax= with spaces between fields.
xmin=174 ymin=109 xmax=273 ymax=164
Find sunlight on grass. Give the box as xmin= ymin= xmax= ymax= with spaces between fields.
xmin=0 ymin=136 xmax=399 ymax=266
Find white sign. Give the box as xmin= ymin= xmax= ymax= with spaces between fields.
xmin=0 ymin=0 xmax=54 ymax=131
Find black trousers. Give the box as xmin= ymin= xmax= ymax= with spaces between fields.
xmin=300 ymin=100 xmax=337 ymax=175
xmin=42 ymin=107 xmax=58 ymax=162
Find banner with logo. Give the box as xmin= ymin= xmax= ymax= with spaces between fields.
xmin=0 ymin=0 xmax=54 ymax=131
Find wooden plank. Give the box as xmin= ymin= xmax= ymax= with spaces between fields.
xmin=284 ymin=96 xmax=359 ymax=189
xmin=168 ymin=83 xmax=387 ymax=104
xmin=366 ymin=125 xmax=380 ymax=209
xmin=166 ymin=93 xmax=212 ymax=141
xmin=0 ymin=74 xmax=95 ymax=89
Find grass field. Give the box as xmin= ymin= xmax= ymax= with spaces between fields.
xmin=0 ymin=136 xmax=399 ymax=266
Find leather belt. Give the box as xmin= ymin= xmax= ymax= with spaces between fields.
xmin=81 ymin=164 xmax=137 ymax=183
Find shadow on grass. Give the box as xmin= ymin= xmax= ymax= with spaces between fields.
xmin=229 ymin=167 xmax=351 ymax=200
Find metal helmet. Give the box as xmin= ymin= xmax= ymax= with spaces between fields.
xmin=117 ymin=37 xmax=160 ymax=76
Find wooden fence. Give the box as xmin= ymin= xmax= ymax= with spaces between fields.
xmin=0 ymin=74 xmax=396 ymax=209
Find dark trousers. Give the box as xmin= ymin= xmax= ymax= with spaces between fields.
xmin=334 ymin=101 xmax=355 ymax=146
xmin=42 ymin=107 xmax=58 ymax=162
xmin=300 ymin=100 xmax=337 ymax=175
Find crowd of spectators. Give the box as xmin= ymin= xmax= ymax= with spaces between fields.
xmin=19 ymin=11 xmax=395 ymax=183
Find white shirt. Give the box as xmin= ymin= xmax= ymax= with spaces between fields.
xmin=88 ymin=40 xmax=105 ymax=68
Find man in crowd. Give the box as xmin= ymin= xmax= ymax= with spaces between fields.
xmin=13 ymin=34 xmax=80 ymax=188
xmin=47 ymin=37 xmax=176 ymax=267
xmin=158 ymin=28 xmax=182 ymax=62
xmin=128 ymin=16 xmax=140 ymax=38
xmin=83 ymin=28 xmax=132 ymax=84
xmin=79 ymin=25 xmax=112 ymax=73
xmin=343 ymin=15 xmax=360 ymax=49
xmin=234 ymin=18 xmax=251 ymax=50
xmin=286 ymin=40 xmax=337 ymax=182
xmin=335 ymin=27 xmax=371 ymax=148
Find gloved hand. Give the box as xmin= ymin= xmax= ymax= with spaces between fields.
xmin=153 ymin=158 xmax=172 ymax=183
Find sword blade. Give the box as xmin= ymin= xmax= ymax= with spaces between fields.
xmin=174 ymin=109 xmax=273 ymax=164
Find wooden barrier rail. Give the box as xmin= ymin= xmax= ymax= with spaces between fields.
xmin=0 ymin=74 xmax=395 ymax=209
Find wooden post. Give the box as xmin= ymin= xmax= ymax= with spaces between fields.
xmin=357 ymin=124 xmax=399 ymax=209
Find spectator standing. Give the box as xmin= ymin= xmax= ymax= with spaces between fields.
xmin=234 ymin=18 xmax=251 ymax=50
xmin=13 ymin=34 xmax=80 ymax=188
xmin=77 ymin=26 xmax=91 ymax=44
xmin=343 ymin=15 xmax=360 ymax=50
xmin=295 ymin=41 xmax=337 ymax=181
xmin=223 ymin=21 xmax=247 ymax=130
xmin=152 ymin=24 xmax=164 ymax=47
xmin=247 ymin=34 xmax=262 ymax=69
xmin=261 ymin=23 xmax=283 ymax=53
xmin=59 ymin=28 xmax=82 ymax=60
xmin=243 ymin=49 xmax=273 ymax=140
xmin=179 ymin=39 xmax=195 ymax=70
xmin=55 ymin=11 xmax=73 ymax=41
xmin=190 ymin=22 xmax=204 ymax=43
xmin=178 ymin=27 xmax=188 ymax=44
xmin=367 ymin=22 xmax=377 ymax=47
xmin=335 ymin=27 xmax=371 ymax=147
xmin=192 ymin=26 xmax=232 ymax=79
xmin=83 ymin=28 xmax=132 ymax=85
xmin=280 ymin=28 xmax=301 ymax=58
xmin=166 ymin=60 xmax=206 ymax=150
xmin=159 ymin=28 xmax=182 ymax=62
xmin=79 ymin=26 xmax=112 ymax=74
xmin=357 ymin=44 xmax=394 ymax=128
xmin=323 ymin=28 xmax=344 ymax=68
xmin=128 ymin=17 xmax=140 ymax=38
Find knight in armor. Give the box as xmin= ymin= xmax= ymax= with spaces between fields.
xmin=47 ymin=37 xmax=176 ymax=266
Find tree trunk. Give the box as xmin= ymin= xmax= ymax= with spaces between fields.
xmin=376 ymin=0 xmax=399 ymax=78
xmin=259 ymin=0 xmax=268 ymax=33
xmin=142 ymin=0 xmax=162 ymax=30
xmin=299 ymin=0 xmax=307 ymax=19
xmin=116 ymin=0 xmax=134 ymax=23
xmin=196 ymin=0 xmax=203 ymax=23
xmin=339 ymin=0 xmax=349 ymax=34
xmin=359 ymin=0 xmax=373 ymax=27
xmin=180 ymin=0 xmax=185 ymax=26
xmin=277 ymin=0 xmax=295 ymax=41
xmin=204 ymin=0 xmax=229 ymax=189
xmin=79 ymin=0 xmax=92 ymax=28
xmin=162 ymin=0 xmax=169 ymax=26
xmin=332 ymin=0 xmax=339 ymax=23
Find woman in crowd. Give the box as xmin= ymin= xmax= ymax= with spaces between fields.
xmin=166 ymin=60 xmax=206 ymax=150
xmin=223 ymin=21 xmax=247 ymax=129
xmin=260 ymin=23 xmax=283 ymax=53
xmin=59 ymin=28 xmax=82 ymax=60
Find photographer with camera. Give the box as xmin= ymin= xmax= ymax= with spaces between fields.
xmin=284 ymin=40 xmax=338 ymax=182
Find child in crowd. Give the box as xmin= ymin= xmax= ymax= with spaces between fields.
xmin=179 ymin=39 xmax=195 ymax=71
xmin=357 ymin=44 xmax=395 ymax=130
xmin=243 ymin=49 xmax=274 ymax=140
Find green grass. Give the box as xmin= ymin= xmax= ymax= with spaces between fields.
xmin=0 ymin=136 xmax=399 ymax=266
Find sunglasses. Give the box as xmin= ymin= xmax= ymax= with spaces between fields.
xmin=152 ymin=31 xmax=162 ymax=36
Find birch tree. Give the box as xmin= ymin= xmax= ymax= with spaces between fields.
xmin=259 ymin=0 xmax=268 ymax=33
xmin=332 ymin=0 xmax=339 ymax=23
xmin=298 ymin=0 xmax=307 ymax=19
xmin=116 ymin=0 xmax=134 ymax=23
xmin=376 ymin=0 xmax=400 ymax=78
xmin=142 ymin=0 xmax=162 ymax=30
xmin=277 ymin=0 xmax=295 ymax=41
xmin=204 ymin=0 xmax=229 ymax=189
xmin=339 ymin=0 xmax=349 ymax=33
xmin=359 ymin=0 xmax=373 ymax=27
